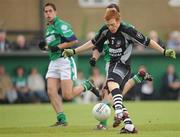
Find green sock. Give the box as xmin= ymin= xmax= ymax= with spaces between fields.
xmin=100 ymin=120 xmax=107 ymax=127
xmin=57 ymin=112 xmax=67 ymax=123
xmin=100 ymin=100 xmax=111 ymax=127
xmin=133 ymin=73 xmax=144 ymax=83
xmin=102 ymin=100 xmax=111 ymax=107
xmin=82 ymin=80 xmax=93 ymax=91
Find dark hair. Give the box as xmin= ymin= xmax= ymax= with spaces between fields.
xmin=44 ymin=3 xmax=56 ymax=11
xmin=14 ymin=66 xmax=25 ymax=76
xmin=106 ymin=3 xmax=120 ymax=12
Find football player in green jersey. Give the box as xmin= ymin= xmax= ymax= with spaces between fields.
xmin=39 ymin=3 xmax=99 ymax=127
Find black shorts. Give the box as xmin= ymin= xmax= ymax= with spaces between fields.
xmin=107 ymin=62 xmax=131 ymax=91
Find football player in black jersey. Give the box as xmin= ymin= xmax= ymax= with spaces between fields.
xmin=62 ymin=4 xmax=176 ymax=134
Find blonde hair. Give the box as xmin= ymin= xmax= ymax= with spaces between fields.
xmin=104 ymin=9 xmax=120 ymax=21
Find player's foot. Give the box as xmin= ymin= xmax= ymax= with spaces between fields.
xmin=139 ymin=70 xmax=153 ymax=81
xmin=113 ymin=116 xmax=122 ymax=128
xmin=50 ymin=121 xmax=68 ymax=127
xmin=95 ymin=124 xmax=107 ymax=130
xmin=120 ymin=127 xmax=138 ymax=134
xmin=133 ymin=70 xmax=153 ymax=83
xmin=113 ymin=109 xmax=129 ymax=128
xmin=113 ymin=111 xmax=123 ymax=128
xmin=91 ymin=87 xmax=100 ymax=98
xmin=82 ymin=78 xmax=100 ymax=97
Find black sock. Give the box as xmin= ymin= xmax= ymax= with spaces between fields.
xmin=111 ymin=88 xmax=123 ymax=110
xmin=122 ymin=105 xmax=133 ymax=124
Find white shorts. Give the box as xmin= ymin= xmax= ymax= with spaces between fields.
xmin=46 ymin=57 xmax=77 ymax=80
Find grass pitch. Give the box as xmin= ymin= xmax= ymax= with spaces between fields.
xmin=0 ymin=101 xmax=180 ymax=137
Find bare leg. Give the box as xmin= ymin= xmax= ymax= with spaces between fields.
xmin=122 ymin=79 xmax=135 ymax=96
xmin=61 ymin=79 xmax=84 ymax=100
xmin=47 ymin=78 xmax=63 ymax=113
xmin=122 ymin=70 xmax=153 ymax=97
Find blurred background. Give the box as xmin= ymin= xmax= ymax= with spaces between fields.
xmin=0 ymin=0 xmax=180 ymax=104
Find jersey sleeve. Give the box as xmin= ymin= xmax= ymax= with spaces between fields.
xmin=56 ymin=22 xmax=77 ymax=42
xmin=91 ymin=25 xmax=108 ymax=49
xmin=92 ymin=46 xmax=103 ymax=53
xmin=120 ymin=24 xmax=150 ymax=47
xmin=121 ymin=21 xmax=135 ymax=29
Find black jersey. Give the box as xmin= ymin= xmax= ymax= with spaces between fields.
xmin=91 ymin=22 xmax=150 ymax=65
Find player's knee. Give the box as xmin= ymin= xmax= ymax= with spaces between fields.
xmin=63 ymin=92 xmax=73 ymax=100
xmin=107 ymin=81 xmax=119 ymax=91
xmin=47 ymin=86 xmax=57 ymax=97
xmin=63 ymin=95 xmax=73 ymax=101
xmin=102 ymin=90 xmax=108 ymax=97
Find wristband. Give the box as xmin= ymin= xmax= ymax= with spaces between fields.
xmin=163 ymin=49 xmax=166 ymax=56
xmin=73 ymin=49 xmax=76 ymax=54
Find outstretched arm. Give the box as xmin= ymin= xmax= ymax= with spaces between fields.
xmin=62 ymin=40 xmax=95 ymax=57
xmin=149 ymin=40 xmax=164 ymax=54
xmin=74 ymin=40 xmax=95 ymax=54
xmin=149 ymin=40 xmax=176 ymax=59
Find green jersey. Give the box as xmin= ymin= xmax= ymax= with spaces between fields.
xmin=45 ymin=16 xmax=77 ymax=60
xmin=13 ymin=76 xmax=27 ymax=87
xmin=103 ymin=41 xmax=110 ymax=63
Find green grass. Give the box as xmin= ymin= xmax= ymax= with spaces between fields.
xmin=0 ymin=101 xmax=180 ymax=137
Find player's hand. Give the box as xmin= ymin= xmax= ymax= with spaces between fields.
xmin=164 ymin=49 xmax=176 ymax=59
xmin=89 ymin=57 xmax=96 ymax=67
xmin=62 ymin=49 xmax=75 ymax=58
xmin=49 ymin=46 xmax=60 ymax=52
xmin=38 ymin=40 xmax=46 ymax=50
